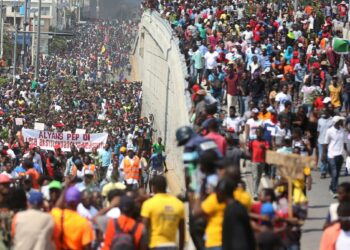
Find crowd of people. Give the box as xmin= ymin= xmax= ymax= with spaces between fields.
xmin=0 ymin=18 xmax=176 ymax=250
xmin=142 ymin=0 xmax=350 ymax=249
xmin=2 ymin=0 xmax=350 ymax=249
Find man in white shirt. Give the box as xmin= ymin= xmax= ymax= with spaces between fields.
xmin=317 ymin=110 xmax=334 ymax=178
xmin=275 ymin=84 xmax=292 ymax=113
xmin=223 ymin=106 xmax=244 ymax=134
xmin=323 ymin=116 xmax=348 ymax=198
xmin=204 ymin=46 xmax=219 ymax=78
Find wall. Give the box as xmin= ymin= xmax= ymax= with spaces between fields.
xmin=132 ymin=10 xmax=191 ymax=192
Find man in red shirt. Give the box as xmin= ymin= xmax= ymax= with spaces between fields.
xmin=249 ymin=127 xmax=269 ymax=200
xmin=205 ymin=119 xmax=227 ymax=156
xmin=224 ymin=66 xmax=239 ymax=112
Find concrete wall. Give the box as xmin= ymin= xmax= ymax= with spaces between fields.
xmin=132 ymin=10 xmax=191 ymax=193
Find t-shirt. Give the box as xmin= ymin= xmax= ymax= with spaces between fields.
xmin=329 ymin=85 xmax=342 ymax=108
xmin=336 ymin=230 xmax=350 ymax=250
xmin=98 ymin=148 xmax=112 ymax=167
xmin=77 ymin=203 xmax=98 ymax=221
xmin=275 ymin=92 xmax=292 ymax=112
xmin=152 ymin=143 xmax=165 ymax=154
xmin=192 ymin=50 xmax=204 ymax=69
xmin=325 ymin=126 xmax=346 ymax=158
xmin=201 ymin=193 xmax=226 ymax=248
xmin=204 ymin=51 xmax=219 ymax=69
xmin=317 ymin=117 xmax=333 ymax=144
xmin=271 ymin=125 xmax=291 ymax=148
xmin=141 ymin=193 xmax=185 ymax=248
xmin=12 ymin=209 xmax=55 ymax=250
xmin=205 ymin=132 xmax=227 ymax=155
xmin=223 ymin=116 xmax=243 ymax=133
xmin=246 ymin=118 xmax=263 ymax=140
xmin=26 ymin=168 xmax=40 ymax=189
xmin=249 ymin=140 xmax=269 ymax=163
xmin=51 ymin=208 xmax=95 ymax=250
xmin=222 ymin=201 xmax=255 ymax=250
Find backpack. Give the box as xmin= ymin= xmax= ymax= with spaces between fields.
xmin=111 ymin=219 xmax=138 ymax=250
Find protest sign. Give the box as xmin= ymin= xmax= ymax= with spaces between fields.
xmin=34 ymin=122 xmax=45 ymax=131
xmin=76 ymin=128 xmax=86 ymax=134
xmin=15 ymin=118 xmax=23 ymax=126
xmin=22 ymin=128 xmax=108 ymax=152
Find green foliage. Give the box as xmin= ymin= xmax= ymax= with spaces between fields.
xmin=0 ymin=77 xmax=9 ymax=86
xmin=49 ymin=36 xmax=68 ymax=54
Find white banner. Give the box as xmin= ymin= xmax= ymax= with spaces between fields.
xmin=22 ymin=128 xmax=108 ymax=152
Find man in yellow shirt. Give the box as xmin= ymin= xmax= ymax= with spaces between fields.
xmin=141 ymin=176 xmax=185 ymax=250
xmin=328 ymin=77 xmax=342 ymax=109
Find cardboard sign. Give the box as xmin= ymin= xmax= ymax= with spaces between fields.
xmin=76 ymin=129 xmax=86 ymax=134
xmin=15 ymin=118 xmax=23 ymax=126
xmin=34 ymin=122 xmax=45 ymax=131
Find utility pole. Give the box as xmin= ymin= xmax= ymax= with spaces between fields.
xmin=0 ymin=0 xmax=3 ymax=59
xmin=96 ymin=0 xmax=100 ymax=19
xmin=21 ymin=0 xmax=28 ymax=71
xmin=34 ymin=0 xmax=41 ymax=80
xmin=12 ymin=2 xmax=18 ymax=84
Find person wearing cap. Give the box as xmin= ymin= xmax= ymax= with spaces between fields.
xmin=119 ymin=146 xmax=141 ymax=190
xmin=51 ymin=186 xmax=95 ymax=249
xmin=323 ymin=116 xmax=348 ymax=198
xmin=12 ymin=191 xmax=55 ymax=250
xmin=47 ymin=180 xmax=62 ymax=210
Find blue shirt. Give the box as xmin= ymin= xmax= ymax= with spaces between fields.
xmin=99 ymin=148 xmax=112 ymax=167
xmin=149 ymin=154 xmax=165 ymax=170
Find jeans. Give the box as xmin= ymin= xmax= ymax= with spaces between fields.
xmin=343 ymin=92 xmax=350 ymax=112
xmin=238 ymin=96 xmax=249 ymax=116
xmin=328 ymin=155 xmax=344 ymax=193
xmin=206 ymin=247 xmax=222 ymax=250
xmin=318 ymin=143 xmax=327 ymax=174
xmin=252 ymin=162 xmax=265 ymax=196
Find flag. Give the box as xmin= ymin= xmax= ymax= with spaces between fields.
xmin=333 ymin=37 xmax=350 ymax=54
xmin=101 ymin=45 xmax=106 ymax=54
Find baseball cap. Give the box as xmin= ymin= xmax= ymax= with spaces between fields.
xmin=48 ymin=180 xmax=62 ymax=190
xmin=28 ymin=191 xmax=44 ymax=206
xmin=29 ymin=144 xmax=36 ymax=150
xmin=54 ymin=144 xmax=61 ymax=150
xmin=332 ymin=116 xmax=345 ymax=124
xmin=65 ymin=186 xmax=81 ymax=203
xmin=120 ymin=147 xmax=126 ymax=153
xmin=0 ymin=174 xmax=10 ymax=184
xmin=127 ymin=146 xmax=135 ymax=152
